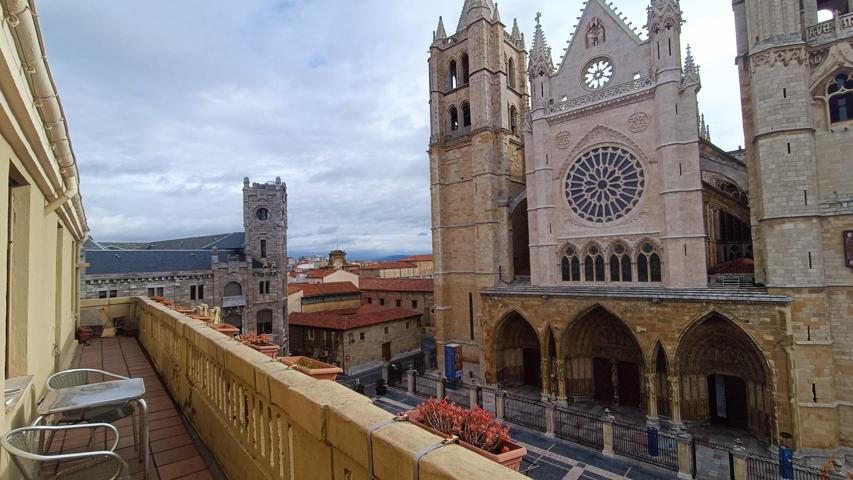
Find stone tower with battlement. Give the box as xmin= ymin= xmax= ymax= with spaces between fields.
xmin=428 ymin=0 xmax=529 ymax=374
xmin=733 ymin=0 xmax=853 ymax=448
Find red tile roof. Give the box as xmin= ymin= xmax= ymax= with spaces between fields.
xmin=360 ymin=261 xmax=416 ymax=270
xmin=400 ymin=254 xmax=433 ymax=262
xmin=288 ymin=305 xmax=421 ymax=330
xmin=709 ymin=257 xmax=755 ymax=275
xmin=289 ymin=282 xmax=360 ymax=298
xmin=306 ymin=268 xmax=339 ymax=278
xmin=360 ymin=278 xmax=433 ymax=293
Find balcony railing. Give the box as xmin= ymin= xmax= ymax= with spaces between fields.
xmin=116 ymin=297 xmax=524 ymax=480
xmin=805 ymin=12 xmax=853 ymax=43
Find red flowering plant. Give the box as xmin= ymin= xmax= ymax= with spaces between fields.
xmin=415 ymin=398 xmax=511 ymax=454
xmin=237 ymin=333 xmax=272 ymax=346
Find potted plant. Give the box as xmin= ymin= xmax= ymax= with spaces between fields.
xmin=175 ymin=306 xmax=195 ymax=314
xmin=210 ymin=323 xmax=240 ymax=337
xmin=238 ymin=333 xmax=279 ymax=358
xmin=375 ymin=377 xmax=387 ymax=395
xmin=77 ymin=326 xmax=93 ymax=344
xmin=279 ymin=356 xmax=343 ymax=381
xmin=406 ymin=398 xmax=527 ymax=471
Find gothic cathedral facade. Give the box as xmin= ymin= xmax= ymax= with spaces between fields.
xmin=429 ymin=0 xmax=853 ymax=449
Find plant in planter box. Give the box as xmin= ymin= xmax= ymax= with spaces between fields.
xmin=237 ymin=333 xmax=279 ymax=358
xmin=408 ymin=398 xmax=526 ymax=471
xmin=279 ymin=356 xmax=343 ymax=381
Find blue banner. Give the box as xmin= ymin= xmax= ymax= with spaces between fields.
xmin=779 ymin=446 xmax=794 ymax=480
xmin=647 ymin=427 xmax=659 ymax=457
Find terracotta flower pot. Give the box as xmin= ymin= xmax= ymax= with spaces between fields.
xmin=189 ymin=315 xmax=212 ymax=323
xmin=403 ymin=410 xmax=527 ymax=472
xmin=210 ymin=323 xmax=239 ymax=338
xmin=279 ymin=356 xmax=343 ymax=381
xmin=176 ymin=307 xmax=195 ymax=314
xmin=248 ymin=343 xmax=279 ymax=358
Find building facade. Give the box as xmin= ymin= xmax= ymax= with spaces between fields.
xmin=429 ymin=0 xmax=853 ymax=449
xmin=360 ymin=278 xmax=435 ymax=337
xmin=287 ymin=282 xmax=361 ymax=314
xmin=84 ymin=177 xmax=289 ymax=347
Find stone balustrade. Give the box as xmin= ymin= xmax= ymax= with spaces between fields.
xmin=100 ymin=297 xmax=525 ymax=480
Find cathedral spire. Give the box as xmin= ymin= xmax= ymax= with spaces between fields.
xmin=683 ymin=44 xmax=701 ymax=89
xmin=528 ymin=12 xmax=555 ymax=77
xmin=434 ymin=16 xmax=447 ymax=42
xmin=493 ymin=2 xmax=501 ymax=23
xmin=511 ymin=18 xmax=521 ymax=41
xmin=456 ymin=0 xmax=495 ymax=33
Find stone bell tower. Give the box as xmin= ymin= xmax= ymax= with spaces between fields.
xmin=733 ymin=0 xmax=853 ymax=448
xmin=428 ymin=0 xmax=529 ymax=377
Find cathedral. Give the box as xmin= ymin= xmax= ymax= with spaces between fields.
xmin=428 ymin=0 xmax=853 ymax=450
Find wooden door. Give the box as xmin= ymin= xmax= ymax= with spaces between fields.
xmin=522 ymin=348 xmax=541 ymax=387
xmin=617 ymin=361 xmax=641 ymax=407
xmin=593 ymin=358 xmax=613 ymax=402
xmin=381 ymin=342 xmax=391 ymax=362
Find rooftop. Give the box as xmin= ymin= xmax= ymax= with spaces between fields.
xmin=289 ymin=304 xmax=421 ymax=330
xmin=360 ymin=261 xmax=417 ymax=270
xmin=288 ymin=281 xmax=361 ymax=298
xmin=482 ymin=283 xmax=791 ymax=303
xmin=306 ymin=268 xmax=340 ymax=278
xmin=84 ymin=249 xmax=228 ymax=275
xmin=399 ymin=254 xmax=433 ymax=262
xmin=360 ymin=277 xmax=434 ymax=293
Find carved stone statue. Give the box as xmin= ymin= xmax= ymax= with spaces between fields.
xmin=586 ymin=17 xmax=606 ymax=48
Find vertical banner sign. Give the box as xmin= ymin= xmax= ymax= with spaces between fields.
xmin=779 ymin=446 xmax=794 ymax=480
xmin=647 ymin=427 xmax=660 ymax=457
xmin=444 ymin=343 xmax=463 ymax=386
xmin=715 ymin=376 xmax=728 ymax=418
xmin=845 ymin=231 xmax=853 ymax=269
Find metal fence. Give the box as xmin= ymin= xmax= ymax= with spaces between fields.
xmin=746 ymin=453 xmax=824 ymax=480
xmin=478 ymin=387 xmax=499 ymax=416
xmin=612 ymin=421 xmax=679 ymax=472
xmin=503 ymin=393 xmax=546 ymax=431
xmin=413 ymin=373 xmax=441 ymax=399
xmin=554 ymin=407 xmax=604 ymax=450
xmin=444 ymin=383 xmax=472 ymax=408
xmin=692 ymin=439 xmax=733 ymax=479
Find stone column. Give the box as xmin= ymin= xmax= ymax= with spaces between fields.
xmin=646 ymin=373 xmax=659 ymax=426
xmin=541 ymin=357 xmax=551 ymax=402
xmin=668 ymin=375 xmax=683 ymax=430
xmin=731 ymin=438 xmax=748 ymax=480
xmin=611 ymin=359 xmax=620 ymax=406
xmin=676 ymin=433 xmax=693 ymax=480
xmin=545 ymin=403 xmax=556 ymax=438
xmin=555 ymin=359 xmax=568 ymax=406
xmin=407 ymin=370 xmax=416 ymax=395
xmin=495 ymin=391 xmax=506 ymax=420
xmin=437 ymin=377 xmax=446 ymax=401
xmin=602 ymin=408 xmax=615 ymax=457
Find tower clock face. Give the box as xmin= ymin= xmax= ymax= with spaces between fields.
xmin=565 ymin=146 xmax=645 ymax=223
xmin=583 ymin=58 xmax=613 ymax=90
xmin=256 ymin=208 xmax=270 ymax=221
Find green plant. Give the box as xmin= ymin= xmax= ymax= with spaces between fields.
xmin=295 ymin=358 xmax=325 ymax=369
xmin=416 ymin=398 xmax=510 ymax=454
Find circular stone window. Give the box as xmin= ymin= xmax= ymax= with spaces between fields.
xmin=565 ymin=146 xmax=645 ymax=223
xmin=583 ymin=57 xmax=613 ymax=90
xmin=255 ymin=208 xmax=270 ymax=221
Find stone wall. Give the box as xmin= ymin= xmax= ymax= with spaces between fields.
xmin=129 ymin=297 xmax=522 ymax=480
xmin=362 ymin=290 xmax=435 ymax=331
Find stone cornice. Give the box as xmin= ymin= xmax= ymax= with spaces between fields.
xmin=544 ymin=77 xmax=655 ymax=123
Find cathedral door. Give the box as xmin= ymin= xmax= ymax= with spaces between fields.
xmin=593 ymin=358 xmax=613 ymax=402
xmin=708 ymin=374 xmax=748 ymax=430
xmin=617 ymin=361 xmax=641 ymax=407
xmin=523 ymin=348 xmax=541 ymax=387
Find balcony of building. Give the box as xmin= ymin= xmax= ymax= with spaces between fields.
xmin=3 ymin=297 xmax=522 ymax=480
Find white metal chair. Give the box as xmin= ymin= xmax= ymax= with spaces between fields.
xmin=1 ymin=423 xmax=129 ymax=480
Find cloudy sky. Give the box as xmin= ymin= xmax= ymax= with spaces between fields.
xmin=39 ymin=0 xmax=743 ymax=258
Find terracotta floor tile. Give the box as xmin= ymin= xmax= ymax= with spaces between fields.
xmin=154 ymin=444 xmax=200 ymax=467
xmin=174 ymin=471 xmax=214 ymax=480
xmin=156 ymin=456 xmax=207 ymax=480
xmin=150 ymin=434 xmax=193 ymax=453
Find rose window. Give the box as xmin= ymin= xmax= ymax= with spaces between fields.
xmin=565 ymin=146 xmax=645 ymax=223
xmin=584 ymin=58 xmax=613 ymax=90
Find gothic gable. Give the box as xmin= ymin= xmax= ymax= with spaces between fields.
xmin=551 ymin=0 xmax=649 ymax=102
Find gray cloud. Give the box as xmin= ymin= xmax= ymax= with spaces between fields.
xmin=39 ymin=0 xmax=743 ymax=256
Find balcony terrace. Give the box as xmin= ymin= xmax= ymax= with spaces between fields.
xmin=67 ymin=297 xmax=524 ymax=480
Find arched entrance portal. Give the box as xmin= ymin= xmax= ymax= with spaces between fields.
xmin=495 ymin=312 xmax=540 ymax=388
xmin=564 ymin=307 xmax=644 ymax=407
xmin=676 ymin=314 xmax=771 ymax=439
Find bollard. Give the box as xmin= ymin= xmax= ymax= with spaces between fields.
xmin=407 ymin=369 xmax=416 ymax=395
xmin=731 ymin=438 xmax=748 ymax=480
xmin=437 ymin=377 xmax=446 ymax=401
xmin=602 ymin=408 xmax=615 ymax=458
xmin=545 ymin=403 xmax=556 ymax=438
xmin=496 ymin=391 xmax=506 ymax=420
xmin=676 ymin=433 xmax=692 ymax=480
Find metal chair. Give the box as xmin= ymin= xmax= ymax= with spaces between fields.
xmin=39 ymin=369 xmax=138 ymax=452
xmin=1 ymin=423 xmax=129 ymax=480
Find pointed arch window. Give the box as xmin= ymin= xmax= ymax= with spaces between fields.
xmin=583 ymin=245 xmax=605 ymax=282
xmin=449 ymin=60 xmax=458 ymax=89
xmin=449 ymin=106 xmax=459 ymax=131
xmin=461 ymin=54 xmax=470 ymax=84
xmin=507 ymin=58 xmax=517 ymax=89
xmin=509 ymin=105 xmax=518 ymax=135
xmin=462 ymin=102 xmax=471 ymax=127
xmin=561 ymin=247 xmax=581 ymax=282
xmin=609 ymin=244 xmax=632 ymax=282
xmin=637 ymin=243 xmax=662 ymax=283
xmin=828 ymin=72 xmax=853 ymax=124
